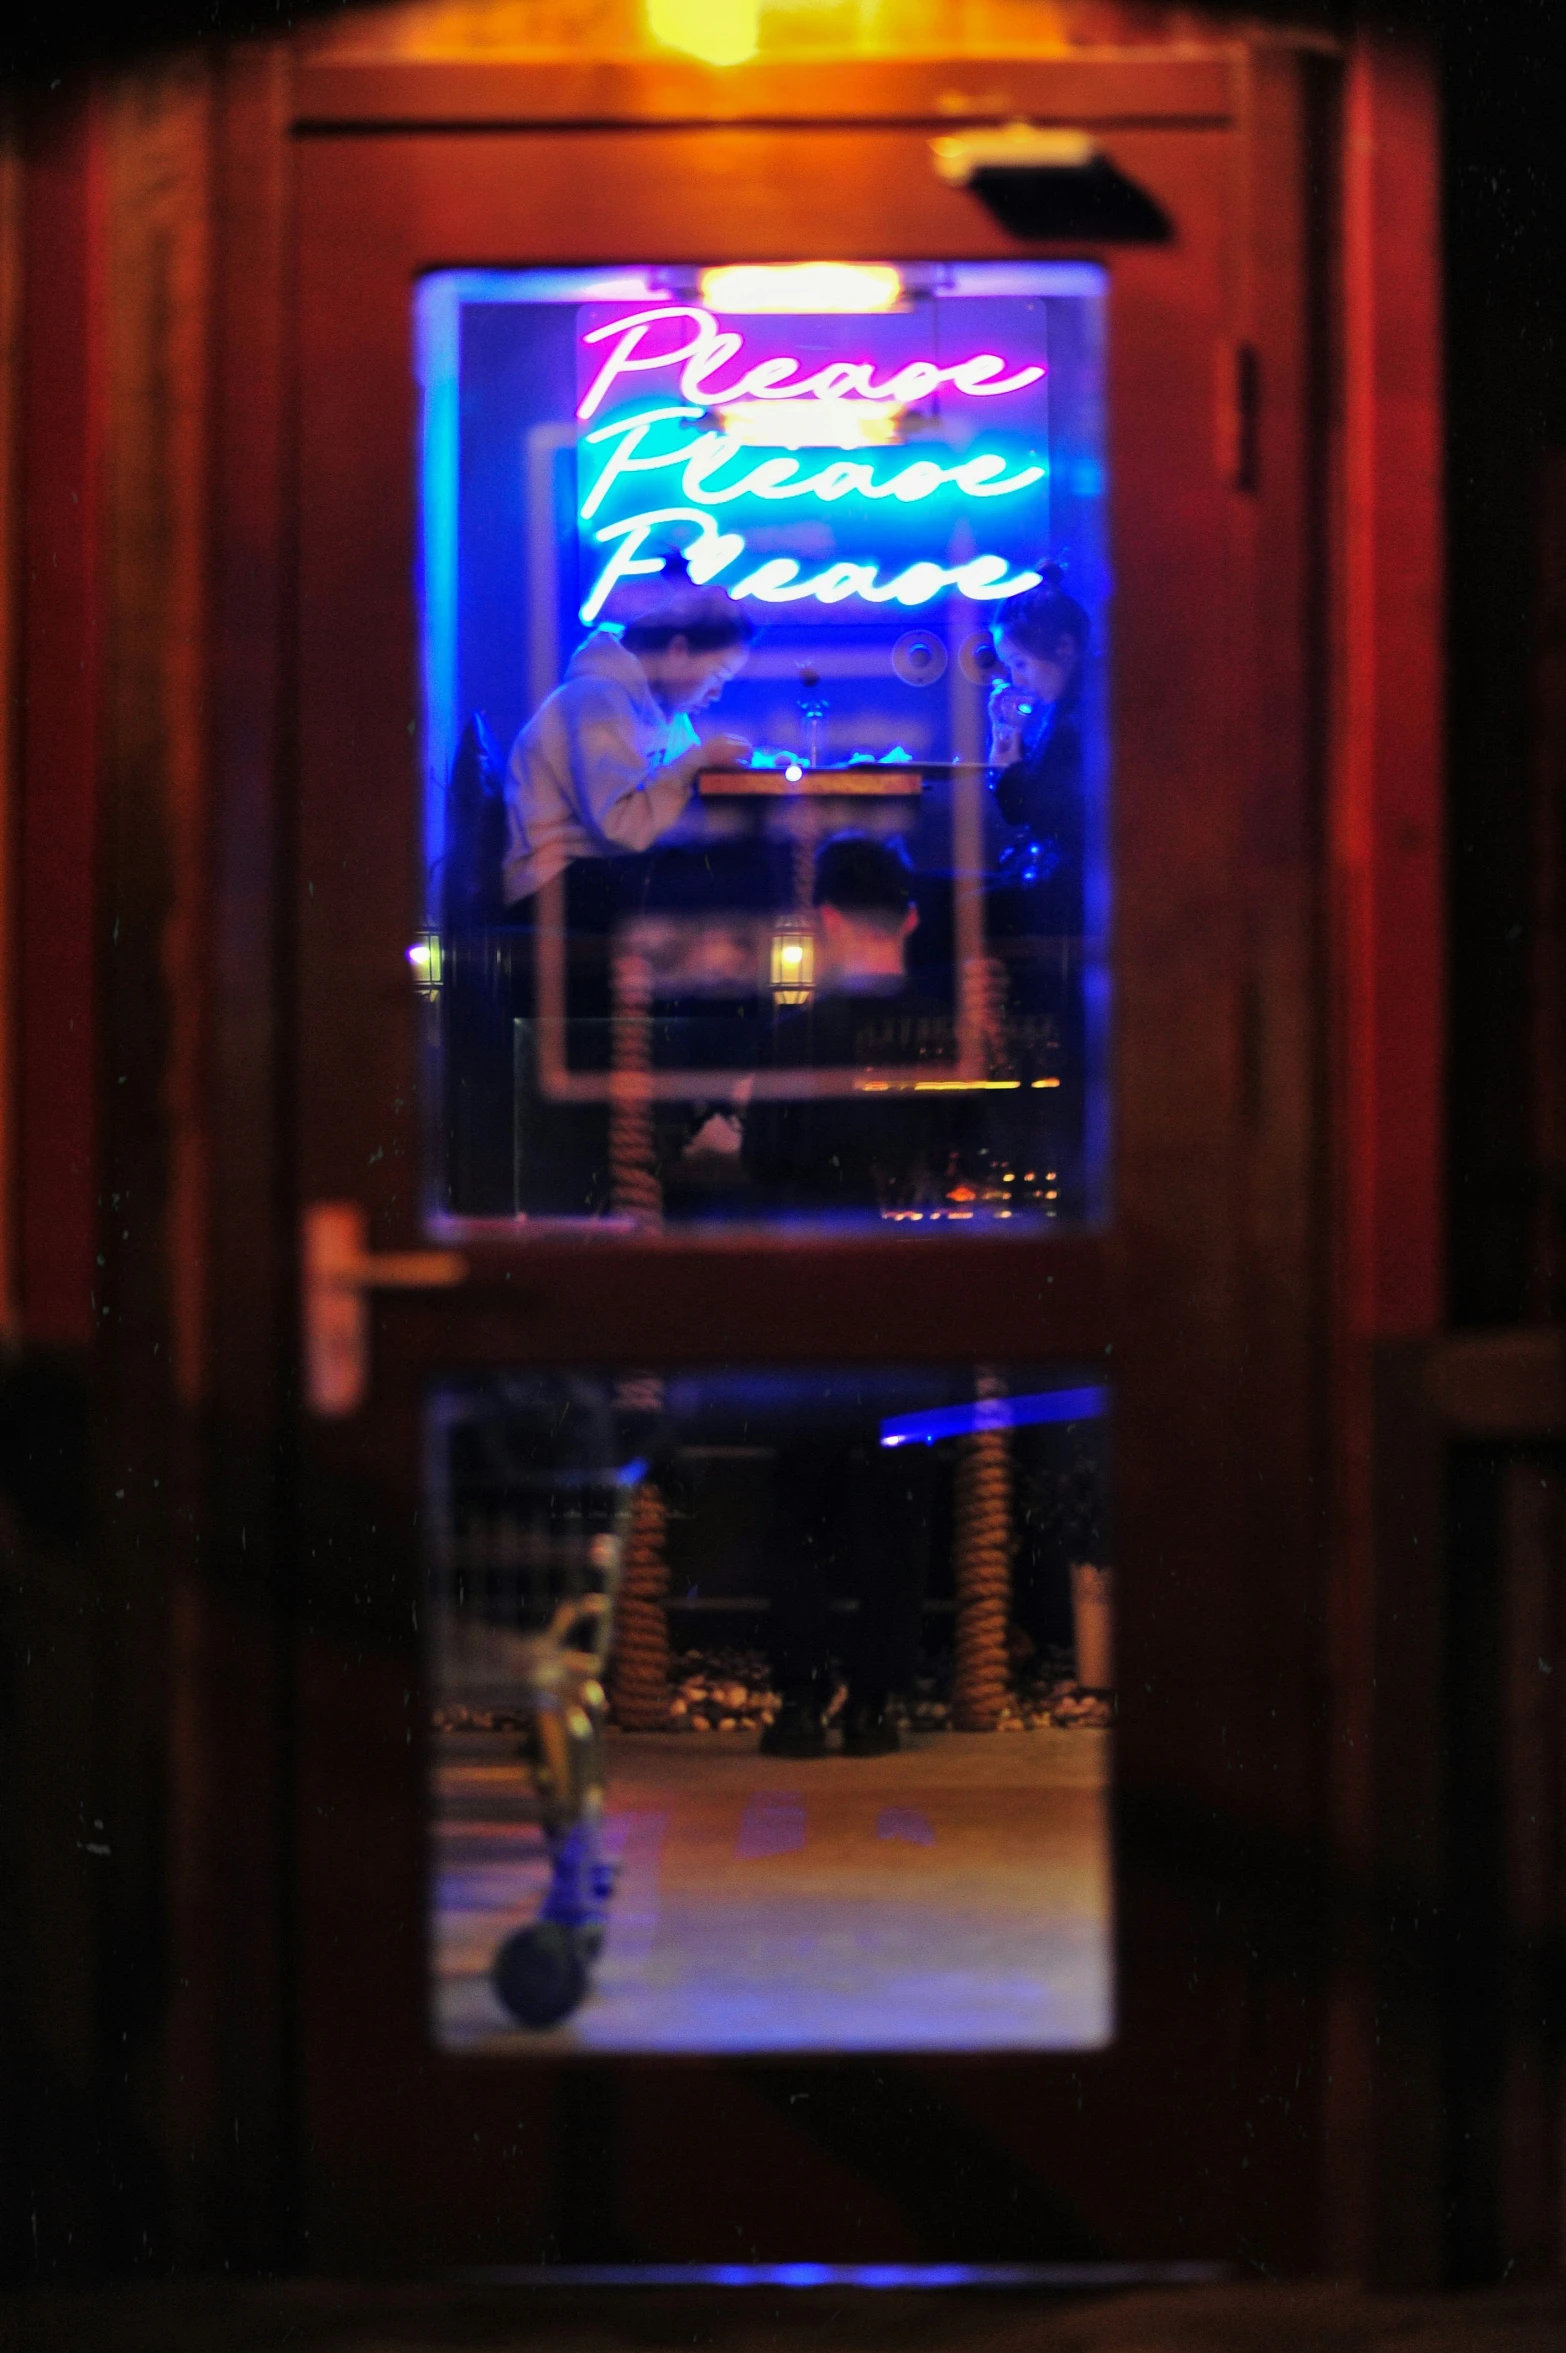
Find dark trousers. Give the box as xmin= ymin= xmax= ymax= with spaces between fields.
xmin=767 ymin=1434 xmax=935 ymax=1700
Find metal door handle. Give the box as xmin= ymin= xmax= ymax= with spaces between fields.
xmin=303 ymin=1201 xmax=468 ymax=1417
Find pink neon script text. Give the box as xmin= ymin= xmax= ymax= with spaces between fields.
xmin=576 ymin=305 xmax=1045 ymax=422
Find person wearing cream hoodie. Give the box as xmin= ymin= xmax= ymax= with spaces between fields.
xmin=503 ymin=562 xmax=754 ymax=907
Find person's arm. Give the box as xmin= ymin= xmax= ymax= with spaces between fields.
xmin=565 ymin=687 xmax=696 ymax=852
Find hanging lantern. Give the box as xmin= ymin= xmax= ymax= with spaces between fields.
xmin=406 ymin=931 xmax=444 ymax=997
xmin=770 ymin=919 xmax=816 ymax=1005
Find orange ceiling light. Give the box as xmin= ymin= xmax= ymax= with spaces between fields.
xmin=647 ymin=0 xmax=759 ymax=68
xmin=698 ymin=263 xmax=906 ymax=314
xmin=712 ymin=400 xmax=908 ymax=448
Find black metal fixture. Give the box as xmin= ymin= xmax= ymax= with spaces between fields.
xmin=932 ymin=125 xmax=1171 ymax=244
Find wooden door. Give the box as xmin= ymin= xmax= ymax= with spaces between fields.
xmin=288 ymin=51 xmax=1329 ymax=2271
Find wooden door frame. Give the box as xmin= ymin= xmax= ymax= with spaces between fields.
xmin=1 ymin=21 xmax=1444 ymax=2285
xmin=285 ymin=59 xmax=1324 ymax=2273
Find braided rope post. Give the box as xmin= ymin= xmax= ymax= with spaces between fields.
xmin=952 ymin=1365 xmax=1013 ymax=1730
xmin=609 ymin=941 xmax=662 ymax=1227
xmin=978 ymin=953 xmax=1014 ymax=1079
xmin=608 ymin=1477 xmax=672 ymax=1730
xmin=790 ymin=804 xmax=817 ymax=912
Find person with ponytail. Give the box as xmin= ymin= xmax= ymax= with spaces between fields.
xmin=502 ymin=555 xmax=755 ymax=906
xmin=986 ymin=563 xmax=1090 ymax=935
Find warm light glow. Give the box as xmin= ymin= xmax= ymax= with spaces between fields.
xmin=406 ymin=931 xmax=444 ymax=994
xmin=713 ymin=401 xmax=907 ymax=448
xmin=930 ymin=125 xmax=1097 ymax=189
xmin=700 ymin=264 xmax=905 ymax=314
xmin=647 ymin=0 xmax=758 ymax=69
xmin=770 ymin=920 xmax=816 ymax=1003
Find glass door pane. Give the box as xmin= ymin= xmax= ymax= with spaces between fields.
xmin=419 ymin=263 xmax=1109 ymax=1231
xmin=425 ymin=1360 xmax=1113 ymax=2050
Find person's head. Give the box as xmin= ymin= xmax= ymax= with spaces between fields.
xmin=992 ymin=564 xmax=1090 ymax=706
xmin=812 ymin=832 xmax=919 ymax=982
xmin=619 ymin=555 xmax=756 ymax=714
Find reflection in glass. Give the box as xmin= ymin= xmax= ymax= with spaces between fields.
xmin=427 ymin=1366 xmax=1112 ymax=2051
xmin=418 ymin=264 xmax=1108 ymax=1229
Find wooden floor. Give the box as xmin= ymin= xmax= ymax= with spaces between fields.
xmin=432 ymin=1727 xmax=1112 ymax=2053
xmin=11 ymin=2280 xmax=1566 ymax=2353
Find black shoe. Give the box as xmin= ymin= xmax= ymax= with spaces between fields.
xmin=841 ymin=1695 xmax=900 ymax=1757
xmin=759 ymin=1691 xmax=828 ymax=1758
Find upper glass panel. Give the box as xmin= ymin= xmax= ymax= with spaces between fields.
xmin=416 ymin=263 xmax=1109 ymax=1231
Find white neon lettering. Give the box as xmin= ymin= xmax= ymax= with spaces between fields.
xmin=579 ymin=507 xmax=745 ymax=623
xmin=948 ymin=354 xmax=1045 ymax=397
xmin=734 ymin=454 xmax=806 ymax=497
xmin=731 ymin=356 xmax=807 ymax=399
xmin=579 ymin=406 xmax=1047 ymax=519
xmin=581 ymin=307 xmax=1045 ymax=415
xmin=579 ymin=404 xmax=704 ymax=519
xmin=875 ymin=360 xmax=943 ymax=404
xmin=577 ymin=307 xmax=740 ymax=421
xmin=813 ymin=561 xmax=880 ymax=603
xmin=885 ymin=461 xmax=946 ymax=503
xmin=808 ymin=362 xmax=878 ymax=401
xmin=811 ymin=459 xmax=876 ymax=502
xmin=580 ymin=507 xmax=1042 ymax=620
xmin=730 ymin=557 xmax=814 ymax=601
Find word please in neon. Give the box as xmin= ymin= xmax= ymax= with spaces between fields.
xmin=578 ymin=506 xmax=1041 ymax=623
xmin=579 ymin=405 xmax=1045 ymax=521
xmin=576 ymin=305 xmax=1045 ymax=422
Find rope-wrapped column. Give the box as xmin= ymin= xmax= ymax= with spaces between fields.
xmin=789 ymin=802 xmax=818 ymax=912
xmin=609 ymin=942 xmax=662 ymax=1227
xmin=608 ymin=1478 xmax=671 ymax=1730
xmin=952 ymin=1365 xmax=1013 ymax=1729
xmin=977 ymin=953 xmax=1014 ymax=1079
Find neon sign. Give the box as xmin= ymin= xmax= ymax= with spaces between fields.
xmin=578 ymin=506 xmax=1040 ymax=625
xmin=578 ymin=406 xmax=1046 ymax=521
xmin=574 ymin=303 xmax=1050 ymax=624
xmin=576 ymin=305 xmax=1045 ymax=422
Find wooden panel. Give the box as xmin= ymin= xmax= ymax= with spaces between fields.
xmin=423 ymin=1230 xmax=1110 ymax=1366
xmin=1530 ymin=454 xmax=1566 ymax=1314
xmin=1426 ymin=1330 xmax=1566 ymax=1439
xmin=292 ymin=54 xmax=1238 ymax=131
xmin=1335 ymin=34 xmax=1446 ymax=1345
xmin=17 ymin=97 xmax=101 ymax=1349
xmin=1324 ymin=29 xmax=1447 ymax=2288
xmin=1496 ymin=1460 xmax=1566 ymax=2279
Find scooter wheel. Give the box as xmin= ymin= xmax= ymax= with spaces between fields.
xmin=492 ymin=1922 xmax=588 ymax=2028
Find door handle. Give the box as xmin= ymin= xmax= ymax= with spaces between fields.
xmin=303 ymin=1201 xmax=468 ymax=1417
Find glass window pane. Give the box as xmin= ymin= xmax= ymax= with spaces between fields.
xmin=427 ymin=1364 xmax=1113 ymax=2052
xmin=417 ymin=264 xmax=1109 ymax=1230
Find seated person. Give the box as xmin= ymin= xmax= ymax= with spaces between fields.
xmin=986 ymin=561 xmax=1088 ymax=938
xmin=497 ymin=559 xmax=752 ymax=1214
xmin=740 ymin=832 xmax=960 ymax=1215
xmin=503 ymin=554 xmax=753 ymax=912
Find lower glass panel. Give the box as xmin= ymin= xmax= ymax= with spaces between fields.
xmin=427 ymin=1364 xmax=1112 ymax=2053
xmin=418 ymin=262 xmax=1109 ymax=1232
